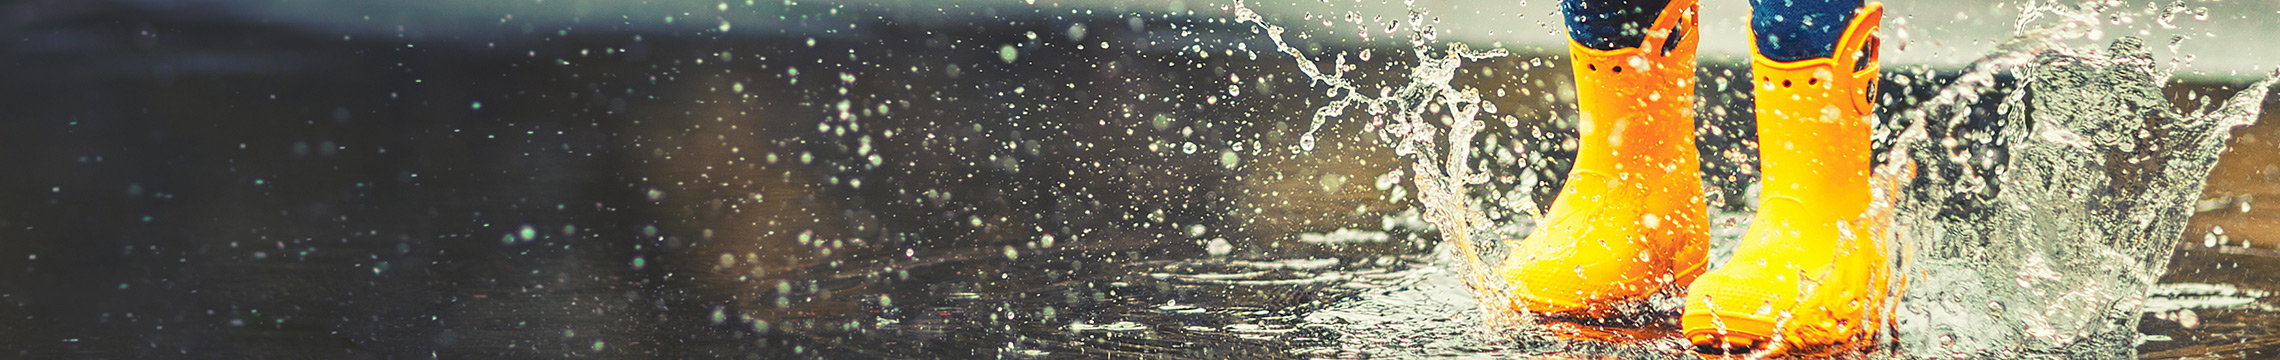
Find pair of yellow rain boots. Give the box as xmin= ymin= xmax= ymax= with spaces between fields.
xmin=1495 ymin=0 xmax=1894 ymax=356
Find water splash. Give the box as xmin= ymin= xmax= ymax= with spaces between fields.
xmin=1888 ymin=36 xmax=2279 ymax=358
xmin=1234 ymin=1 xmax=1522 ymax=327
xmin=1240 ymin=0 xmax=2280 ymax=358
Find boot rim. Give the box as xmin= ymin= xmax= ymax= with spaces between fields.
xmin=1749 ymin=2 xmax=1885 ymax=115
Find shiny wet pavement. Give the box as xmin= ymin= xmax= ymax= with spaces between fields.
xmin=1 ymin=2 xmax=2274 ymax=359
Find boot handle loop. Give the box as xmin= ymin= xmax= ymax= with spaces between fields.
xmin=1640 ymin=0 xmax=1701 ymax=60
xmin=1834 ymin=2 xmax=1884 ymax=114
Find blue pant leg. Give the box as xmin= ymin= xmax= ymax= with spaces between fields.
xmin=1562 ymin=0 xmax=1672 ymax=50
xmin=1751 ymin=0 xmax=1865 ymax=61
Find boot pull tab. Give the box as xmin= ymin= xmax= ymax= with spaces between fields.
xmin=1833 ymin=2 xmax=1885 ymax=115
xmin=1641 ymin=0 xmax=1700 ymax=59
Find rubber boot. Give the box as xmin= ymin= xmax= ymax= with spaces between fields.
xmin=1682 ymin=2 xmax=1891 ymax=356
xmin=1499 ymin=0 xmax=1708 ymax=318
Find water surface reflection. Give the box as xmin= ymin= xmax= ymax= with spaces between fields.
xmin=1 ymin=1 xmax=2274 ymax=358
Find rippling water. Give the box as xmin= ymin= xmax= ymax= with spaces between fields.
xmin=1232 ymin=0 xmax=2280 ymax=358
xmin=3 ymin=0 xmax=2276 ymax=358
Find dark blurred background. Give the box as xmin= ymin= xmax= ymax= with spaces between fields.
xmin=0 ymin=0 xmax=2274 ymax=358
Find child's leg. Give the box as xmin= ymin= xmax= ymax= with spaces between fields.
xmin=1497 ymin=0 xmax=1707 ymax=318
xmin=1751 ymin=0 xmax=1866 ymax=62
xmin=1682 ymin=0 xmax=1891 ymax=356
xmin=1561 ymin=0 xmax=1672 ymax=50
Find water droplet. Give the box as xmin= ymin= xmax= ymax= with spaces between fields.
xmin=1205 ymin=238 xmax=1232 ymax=256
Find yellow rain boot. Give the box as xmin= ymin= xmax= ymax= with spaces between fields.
xmin=1682 ymin=2 xmax=1892 ymax=356
xmin=1499 ymin=0 xmax=1708 ymax=318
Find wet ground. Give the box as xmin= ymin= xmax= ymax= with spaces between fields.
xmin=0 ymin=2 xmax=2274 ymax=359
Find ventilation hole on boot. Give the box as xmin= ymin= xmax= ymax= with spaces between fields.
xmin=1808 ymin=78 xmax=1818 ymax=85
xmin=1612 ymin=66 xmax=1623 ymax=73
xmin=1588 ymin=64 xmax=1597 ymax=71
xmin=1782 ymin=79 xmax=1792 ymax=87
